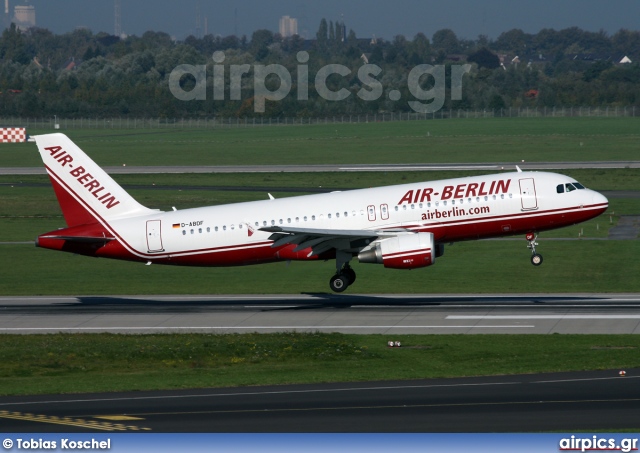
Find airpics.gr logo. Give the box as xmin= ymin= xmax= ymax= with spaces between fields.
xmin=169 ymin=51 xmax=471 ymax=113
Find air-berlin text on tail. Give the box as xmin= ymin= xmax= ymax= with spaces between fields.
xmin=398 ymin=179 xmax=511 ymax=205
xmin=44 ymin=146 xmax=121 ymax=209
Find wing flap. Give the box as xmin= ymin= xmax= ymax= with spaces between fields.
xmin=260 ymin=225 xmax=413 ymax=256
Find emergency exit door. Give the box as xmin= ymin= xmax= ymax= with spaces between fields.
xmin=519 ymin=178 xmax=538 ymax=211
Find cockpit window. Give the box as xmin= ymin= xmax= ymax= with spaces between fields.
xmin=558 ymin=182 xmax=586 ymax=194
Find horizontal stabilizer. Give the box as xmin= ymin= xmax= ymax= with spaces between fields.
xmin=39 ymin=235 xmax=115 ymax=243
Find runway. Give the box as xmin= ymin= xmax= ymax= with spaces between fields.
xmin=2 ymin=161 xmax=639 ymax=175
xmin=1 ymin=293 xmax=640 ymax=334
xmin=0 ymin=369 xmax=638 ymax=432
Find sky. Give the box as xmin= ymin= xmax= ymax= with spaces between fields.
xmin=10 ymin=0 xmax=640 ymax=41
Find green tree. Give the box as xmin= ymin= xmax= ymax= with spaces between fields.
xmin=432 ymin=29 xmax=460 ymax=54
xmin=249 ymin=29 xmax=274 ymax=61
xmin=494 ymin=29 xmax=530 ymax=54
xmin=468 ymin=48 xmax=501 ymax=69
xmin=0 ymin=24 xmax=30 ymax=64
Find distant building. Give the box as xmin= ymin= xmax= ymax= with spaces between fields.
xmin=279 ymin=15 xmax=298 ymax=37
xmin=13 ymin=4 xmax=35 ymax=31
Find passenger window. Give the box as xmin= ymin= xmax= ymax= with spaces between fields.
xmin=556 ymin=184 xmax=564 ymax=194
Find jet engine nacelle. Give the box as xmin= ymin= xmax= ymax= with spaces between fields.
xmin=357 ymin=232 xmax=435 ymax=269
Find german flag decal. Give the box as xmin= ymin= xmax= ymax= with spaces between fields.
xmin=172 ymin=223 xmax=180 ymax=229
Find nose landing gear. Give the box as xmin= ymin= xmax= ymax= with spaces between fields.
xmin=526 ymin=232 xmax=543 ymax=266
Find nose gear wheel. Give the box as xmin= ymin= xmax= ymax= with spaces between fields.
xmin=526 ymin=233 xmax=543 ymax=266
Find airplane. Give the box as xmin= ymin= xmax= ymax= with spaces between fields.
xmin=33 ymin=133 xmax=608 ymax=292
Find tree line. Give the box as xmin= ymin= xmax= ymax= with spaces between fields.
xmin=0 ymin=22 xmax=638 ymax=118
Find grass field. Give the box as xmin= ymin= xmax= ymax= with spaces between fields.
xmin=1 ymin=117 xmax=639 ymax=167
xmin=1 ymin=238 xmax=638 ymax=295
xmin=1 ymin=333 xmax=639 ymax=396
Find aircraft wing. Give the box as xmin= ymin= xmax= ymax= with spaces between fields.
xmin=259 ymin=226 xmax=408 ymax=256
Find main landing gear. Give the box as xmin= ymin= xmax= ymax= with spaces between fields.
xmin=329 ymin=251 xmax=356 ymax=292
xmin=526 ymin=232 xmax=543 ymax=266
xmin=330 ymin=264 xmax=356 ymax=292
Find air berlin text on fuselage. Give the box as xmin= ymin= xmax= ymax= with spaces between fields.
xmin=45 ymin=146 xmax=121 ymax=209
xmin=397 ymin=179 xmax=511 ymax=205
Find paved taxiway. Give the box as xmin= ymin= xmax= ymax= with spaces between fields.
xmin=1 ymin=369 xmax=638 ymax=432
xmin=2 ymin=161 xmax=639 ymax=175
xmin=1 ymin=293 xmax=640 ymax=334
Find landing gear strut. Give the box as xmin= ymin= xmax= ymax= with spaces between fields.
xmin=526 ymin=232 xmax=543 ymax=266
xmin=329 ymin=251 xmax=356 ymax=292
